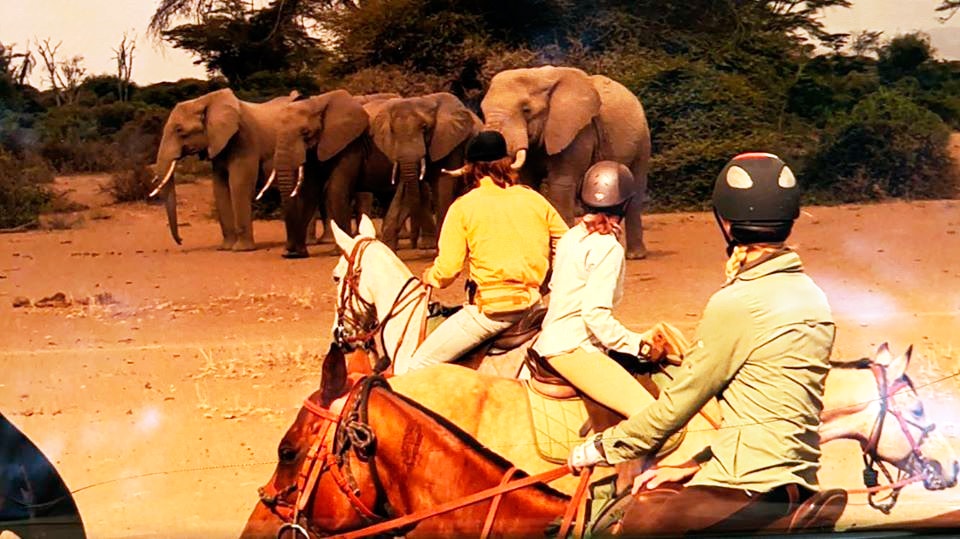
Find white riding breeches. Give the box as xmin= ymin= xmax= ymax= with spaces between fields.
xmin=397 ymin=304 xmax=524 ymax=375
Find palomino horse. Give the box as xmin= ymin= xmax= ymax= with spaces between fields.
xmin=242 ymin=343 xmax=958 ymax=537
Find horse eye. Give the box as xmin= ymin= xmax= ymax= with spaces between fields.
xmin=912 ymin=404 xmax=925 ymax=419
xmin=278 ymin=446 xmax=298 ymax=463
xmin=333 ymin=275 xmax=341 ymax=284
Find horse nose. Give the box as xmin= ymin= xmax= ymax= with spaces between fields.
xmin=921 ymin=460 xmax=959 ymax=490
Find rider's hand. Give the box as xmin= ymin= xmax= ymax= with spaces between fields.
xmin=568 ymin=434 xmax=609 ymax=473
xmin=639 ymin=322 xmax=690 ymax=365
xmin=631 ymin=461 xmax=701 ymax=494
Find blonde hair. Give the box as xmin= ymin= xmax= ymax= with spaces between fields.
xmin=464 ymin=157 xmax=519 ymax=188
xmin=724 ymin=243 xmax=785 ymax=283
xmin=581 ymin=213 xmax=622 ymax=237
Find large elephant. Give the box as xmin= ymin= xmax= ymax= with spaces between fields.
xmin=152 ymin=88 xmax=298 ymax=251
xmin=481 ymin=66 xmax=651 ymax=259
xmin=271 ymin=90 xmax=400 ymax=258
xmin=369 ymin=93 xmax=481 ymax=250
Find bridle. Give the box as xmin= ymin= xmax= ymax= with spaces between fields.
xmin=858 ymin=362 xmax=941 ymax=513
xmin=257 ymin=376 xmax=398 ymax=538
xmin=332 ymin=237 xmax=429 ymax=367
xmin=257 ymin=375 xmax=588 ymax=539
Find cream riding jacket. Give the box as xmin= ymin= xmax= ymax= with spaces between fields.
xmin=533 ymin=222 xmax=645 ymax=358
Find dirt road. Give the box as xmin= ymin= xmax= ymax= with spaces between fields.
xmin=2 ymin=176 xmax=959 ymax=536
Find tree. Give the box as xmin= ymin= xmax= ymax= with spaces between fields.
xmin=113 ymin=32 xmax=136 ymax=102
xmin=878 ymin=32 xmax=935 ymax=82
xmin=936 ymin=0 xmax=959 ymax=21
xmin=849 ymin=30 xmax=883 ymax=58
xmin=36 ymin=38 xmax=64 ymax=106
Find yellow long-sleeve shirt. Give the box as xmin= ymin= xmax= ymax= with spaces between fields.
xmin=422 ymin=177 xmax=568 ymax=314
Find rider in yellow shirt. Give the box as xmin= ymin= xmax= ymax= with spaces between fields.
xmin=398 ymin=131 xmax=568 ymax=374
xmin=569 ymin=153 xmax=835 ymax=534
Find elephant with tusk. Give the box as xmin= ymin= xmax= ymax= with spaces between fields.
xmin=369 ymin=93 xmax=482 ymax=250
xmin=272 ymin=91 xmax=400 ymax=258
xmin=481 ymin=66 xmax=652 ymax=259
xmin=152 ymin=88 xmax=299 ymax=251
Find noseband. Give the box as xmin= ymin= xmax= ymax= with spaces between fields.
xmin=333 ymin=237 xmax=429 ymax=367
xmin=860 ymin=363 xmax=938 ymax=513
xmin=258 ymin=376 xmax=397 ymax=538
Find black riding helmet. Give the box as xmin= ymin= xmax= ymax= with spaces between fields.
xmin=580 ymin=161 xmax=635 ymax=216
xmin=713 ymin=152 xmax=800 ymax=252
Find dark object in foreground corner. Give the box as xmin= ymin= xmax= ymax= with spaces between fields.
xmin=1 ymin=412 xmax=86 ymax=538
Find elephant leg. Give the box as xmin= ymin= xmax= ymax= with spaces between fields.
xmin=228 ymin=158 xmax=258 ymax=251
xmin=212 ymin=168 xmax=237 ymax=250
xmin=325 ymin=151 xmax=362 ymax=246
xmin=382 ymin=180 xmax=412 ymax=251
xmin=625 ymin=160 xmax=649 ymax=260
xmin=306 ymin=212 xmax=320 ymax=246
xmin=546 ymin=127 xmax=596 ymax=226
xmin=355 ymin=192 xmax=375 ymax=221
xmin=413 ymin=180 xmax=437 ymax=249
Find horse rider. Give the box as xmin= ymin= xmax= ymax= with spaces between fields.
xmin=532 ymin=161 xmax=689 ymax=418
xmin=568 ymin=153 xmax=836 ymax=534
xmin=398 ymin=130 xmax=568 ymax=374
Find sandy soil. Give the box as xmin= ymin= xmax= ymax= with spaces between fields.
xmin=2 ymin=175 xmax=960 ymax=537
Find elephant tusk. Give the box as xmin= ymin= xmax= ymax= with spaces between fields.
xmin=290 ymin=165 xmax=305 ymax=198
xmin=255 ymin=170 xmax=276 ymax=201
xmin=391 ymin=161 xmax=399 ymax=185
xmin=510 ymin=149 xmax=527 ymax=170
xmin=441 ymin=165 xmax=467 ymax=177
xmin=419 ymin=158 xmax=426 ymax=181
xmin=149 ymin=161 xmax=177 ymax=198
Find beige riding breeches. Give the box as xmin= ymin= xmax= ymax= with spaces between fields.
xmin=399 ymin=304 xmax=525 ymax=375
xmin=546 ymin=348 xmax=656 ymax=417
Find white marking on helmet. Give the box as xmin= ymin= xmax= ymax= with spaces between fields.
xmin=595 ymin=193 xmax=606 ymax=201
xmin=778 ymin=166 xmax=797 ymax=188
xmin=725 ymin=166 xmax=753 ymax=189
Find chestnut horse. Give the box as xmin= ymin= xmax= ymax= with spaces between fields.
xmin=242 ymin=342 xmax=958 ymax=537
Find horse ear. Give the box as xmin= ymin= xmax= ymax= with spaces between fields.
xmin=875 ymin=342 xmax=893 ymax=365
xmin=357 ymin=214 xmax=376 ymax=238
xmin=320 ymin=342 xmax=349 ymax=406
xmin=888 ymin=345 xmax=913 ymax=380
xmin=331 ymin=220 xmax=355 ymax=254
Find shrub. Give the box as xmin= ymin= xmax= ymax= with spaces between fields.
xmin=0 ymin=148 xmax=54 ymax=229
xmin=107 ymin=163 xmax=155 ymax=202
xmin=804 ymin=89 xmax=956 ymax=202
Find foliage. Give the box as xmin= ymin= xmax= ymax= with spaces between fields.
xmin=804 ymin=89 xmax=956 ymax=202
xmin=107 ymin=163 xmax=155 ymax=202
xmin=878 ymin=33 xmax=935 ymax=82
xmin=0 ymin=148 xmax=54 ymax=229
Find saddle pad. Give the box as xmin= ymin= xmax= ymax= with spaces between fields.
xmin=523 ymin=380 xmax=589 ymax=464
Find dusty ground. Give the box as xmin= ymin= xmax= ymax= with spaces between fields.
xmin=2 ymin=174 xmax=960 ymax=537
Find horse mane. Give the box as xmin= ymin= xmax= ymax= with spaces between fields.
xmin=388 ymin=390 xmax=570 ymax=500
xmin=829 ymin=357 xmax=873 ymax=369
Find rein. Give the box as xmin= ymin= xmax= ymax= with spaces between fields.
xmin=855 ymin=362 xmax=936 ymax=513
xmin=261 ymin=375 xmax=589 ymax=539
xmin=334 ymin=238 xmax=430 ymax=367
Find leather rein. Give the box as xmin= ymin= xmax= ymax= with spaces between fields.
xmin=852 ymin=362 xmax=937 ymax=513
xmin=333 ymin=237 xmax=429 ymax=366
xmin=258 ymin=375 xmax=587 ymax=539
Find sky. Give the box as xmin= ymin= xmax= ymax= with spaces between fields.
xmin=1 ymin=0 xmax=959 ymax=89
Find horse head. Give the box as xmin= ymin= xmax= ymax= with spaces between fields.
xmin=242 ymin=344 xmax=380 ymax=538
xmin=822 ymin=343 xmax=958 ymax=504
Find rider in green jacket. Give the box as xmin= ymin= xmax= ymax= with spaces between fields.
xmin=568 ymin=152 xmax=836 ymax=533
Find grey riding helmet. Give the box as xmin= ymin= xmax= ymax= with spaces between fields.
xmin=580 ymin=161 xmax=635 ymax=216
xmin=712 ymin=152 xmax=800 ymax=248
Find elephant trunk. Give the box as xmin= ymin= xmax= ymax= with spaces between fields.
xmin=150 ymin=159 xmax=182 ymax=245
xmin=382 ymin=160 xmax=422 ymax=250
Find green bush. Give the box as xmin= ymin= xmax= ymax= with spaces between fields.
xmin=0 ymin=149 xmax=54 ymax=229
xmin=107 ymin=163 xmax=155 ymax=202
xmin=804 ymin=89 xmax=956 ymax=202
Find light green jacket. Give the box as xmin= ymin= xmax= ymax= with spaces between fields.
xmin=601 ymin=251 xmax=835 ymax=492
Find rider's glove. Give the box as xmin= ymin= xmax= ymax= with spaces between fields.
xmin=568 ymin=434 xmax=609 ymax=473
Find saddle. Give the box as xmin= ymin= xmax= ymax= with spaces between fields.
xmin=427 ymin=303 xmax=547 ymax=353
xmin=764 ymin=488 xmax=848 ymax=533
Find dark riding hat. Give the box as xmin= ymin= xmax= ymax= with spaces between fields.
xmin=713 ymin=152 xmax=800 ymax=247
xmin=580 ymin=161 xmax=635 ymax=216
xmin=466 ymin=131 xmax=509 ymax=163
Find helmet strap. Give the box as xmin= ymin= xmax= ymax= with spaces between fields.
xmin=713 ymin=207 xmax=738 ymax=256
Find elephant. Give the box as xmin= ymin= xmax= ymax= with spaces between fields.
xmin=271 ymin=90 xmax=401 ymax=258
xmin=369 ymin=93 xmax=482 ymax=250
xmin=481 ymin=66 xmax=652 ymax=259
xmin=152 ymin=88 xmax=298 ymax=251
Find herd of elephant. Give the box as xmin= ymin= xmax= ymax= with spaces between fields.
xmin=151 ymin=65 xmax=652 ymax=259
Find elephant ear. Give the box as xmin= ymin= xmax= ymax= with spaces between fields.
xmin=369 ymin=105 xmax=399 ymax=163
xmin=204 ymin=89 xmax=241 ymax=158
xmin=316 ymin=90 xmax=369 ymax=162
xmin=544 ymin=69 xmax=601 ymax=156
xmin=428 ymin=93 xmax=479 ymax=162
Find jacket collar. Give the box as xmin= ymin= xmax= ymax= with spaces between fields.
xmin=731 ymin=249 xmax=803 ymax=283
